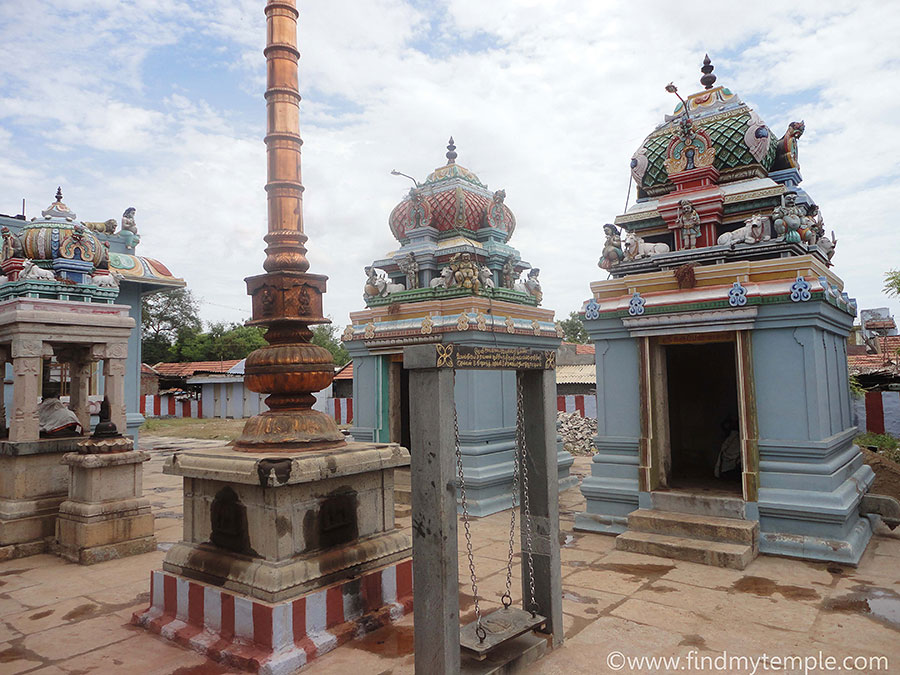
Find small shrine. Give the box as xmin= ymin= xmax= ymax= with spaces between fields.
xmin=0 ymin=191 xmax=139 ymax=560
xmin=576 ymin=56 xmax=875 ymax=566
xmin=344 ymin=141 xmax=576 ymax=516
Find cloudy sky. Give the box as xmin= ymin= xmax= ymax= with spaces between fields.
xmin=1 ymin=0 xmax=898 ymax=332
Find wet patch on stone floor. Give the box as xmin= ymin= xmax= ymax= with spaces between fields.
xmin=592 ymin=562 xmax=675 ymax=580
xmin=679 ymin=633 xmax=707 ymax=649
xmin=823 ymin=584 xmax=900 ymax=631
xmin=731 ymin=576 xmax=820 ymax=601
xmin=346 ymin=624 xmax=415 ymax=658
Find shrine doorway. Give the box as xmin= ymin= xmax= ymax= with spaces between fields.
xmin=663 ymin=340 xmax=742 ymax=494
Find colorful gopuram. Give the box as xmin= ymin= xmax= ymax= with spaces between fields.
xmin=576 ymin=57 xmax=873 ymax=566
xmin=344 ymin=140 xmax=577 ymax=516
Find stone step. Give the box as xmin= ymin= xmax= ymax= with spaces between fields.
xmin=650 ymin=490 xmax=745 ymax=519
xmin=616 ymin=530 xmax=756 ymax=570
xmin=627 ymin=509 xmax=758 ymax=546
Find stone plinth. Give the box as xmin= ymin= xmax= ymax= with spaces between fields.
xmin=54 ymin=448 xmax=156 ymax=564
xmin=0 ymin=437 xmax=83 ymax=560
xmin=161 ymin=441 xmax=411 ymax=603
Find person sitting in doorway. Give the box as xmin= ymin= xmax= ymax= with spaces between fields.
xmin=38 ymin=382 xmax=83 ymax=438
xmin=714 ymin=418 xmax=741 ymax=479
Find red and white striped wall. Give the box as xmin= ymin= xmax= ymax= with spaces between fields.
xmin=557 ymin=394 xmax=598 ymax=419
xmin=326 ymin=397 xmax=353 ymax=425
xmin=853 ymin=390 xmax=900 ymax=437
xmin=140 ymin=395 xmax=202 ymax=419
xmin=133 ymin=559 xmax=413 ymax=675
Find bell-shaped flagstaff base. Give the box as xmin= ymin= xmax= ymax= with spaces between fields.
xmin=233 ymin=339 xmax=347 ymax=452
xmin=234 ymin=408 xmax=346 ymax=452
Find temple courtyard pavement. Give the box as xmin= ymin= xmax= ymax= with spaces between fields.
xmin=1 ymin=435 xmax=898 ymax=674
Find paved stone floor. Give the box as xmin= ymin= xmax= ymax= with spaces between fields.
xmin=1 ymin=439 xmax=898 ymax=674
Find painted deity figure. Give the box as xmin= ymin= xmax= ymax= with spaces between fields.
xmin=450 ymin=253 xmax=481 ymax=294
xmin=675 ymin=199 xmax=701 ymax=249
xmin=120 ymin=207 xmax=141 ymax=249
xmin=502 ymin=258 xmax=517 ymax=288
xmin=1 ymin=226 xmax=24 ymax=260
xmin=409 ymin=188 xmax=429 ymax=229
xmin=487 ymin=189 xmax=507 ymax=229
xmin=599 ymin=224 xmax=624 ymax=270
xmin=772 ymin=192 xmax=805 ymax=244
xmin=397 ymin=254 xmax=419 ymax=290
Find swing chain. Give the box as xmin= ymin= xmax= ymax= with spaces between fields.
xmin=517 ymin=375 xmax=538 ymax=616
xmin=454 ymin=371 xmax=485 ymax=642
xmin=502 ymin=375 xmax=522 ymax=610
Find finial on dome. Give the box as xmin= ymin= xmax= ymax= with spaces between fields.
xmin=55 ymin=186 xmax=63 ymax=202
xmin=446 ymin=137 xmax=457 ymax=164
xmin=700 ymin=54 xmax=716 ymax=90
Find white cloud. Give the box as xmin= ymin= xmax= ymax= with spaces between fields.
xmin=0 ymin=0 xmax=897 ymax=336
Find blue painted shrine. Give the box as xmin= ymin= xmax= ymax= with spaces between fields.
xmin=344 ymin=141 xmax=576 ymax=516
xmin=575 ymin=60 xmax=874 ymax=564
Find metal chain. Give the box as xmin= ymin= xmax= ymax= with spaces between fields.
xmin=502 ymin=377 xmax=522 ymax=610
xmin=517 ymin=375 xmax=538 ymax=615
xmin=454 ymin=371 xmax=486 ymax=642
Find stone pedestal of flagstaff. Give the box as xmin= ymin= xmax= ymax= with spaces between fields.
xmin=133 ymin=442 xmax=412 ymax=673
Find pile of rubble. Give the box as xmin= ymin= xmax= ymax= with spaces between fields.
xmin=557 ymin=411 xmax=597 ymax=455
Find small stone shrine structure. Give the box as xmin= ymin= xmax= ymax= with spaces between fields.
xmin=344 ymin=141 xmax=576 ymax=516
xmin=54 ymin=398 xmax=155 ymax=564
xmin=576 ymin=57 xmax=874 ymax=567
xmin=133 ymin=3 xmax=412 ymax=672
xmin=0 ymin=192 xmax=137 ymax=560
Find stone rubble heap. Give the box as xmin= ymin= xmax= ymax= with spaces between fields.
xmin=557 ymin=411 xmax=597 ymax=456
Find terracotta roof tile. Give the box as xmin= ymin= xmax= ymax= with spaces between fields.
xmin=334 ymin=363 xmax=353 ymax=380
xmin=152 ymin=360 xmax=242 ymax=377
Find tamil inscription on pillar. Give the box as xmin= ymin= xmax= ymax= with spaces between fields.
xmin=436 ymin=344 xmax=555 ymax=370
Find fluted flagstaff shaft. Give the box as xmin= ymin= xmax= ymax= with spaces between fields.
xmin=263 ymin=0 xmax=308 ymax=272
xmin=235 ymin=0 xmax=344 ymax=451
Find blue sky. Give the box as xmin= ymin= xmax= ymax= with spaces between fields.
xmin=0 ymin=0 xmax=898 ymax=330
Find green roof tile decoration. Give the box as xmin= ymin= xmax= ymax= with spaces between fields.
xmin=638 ymin=108 xmax=777 ymax=189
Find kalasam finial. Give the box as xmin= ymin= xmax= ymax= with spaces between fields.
xmin=700 ymin=54 xmax=717 ymax=90
xmin=446 ymin=137 xmax=457 ymax=164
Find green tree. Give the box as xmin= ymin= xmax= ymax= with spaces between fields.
xmin=141 ymin=288 xmax=202 ymax=363
xmin=556 ymin=311 xmax=589 ymax=344
xmin=885 ymin=269 xmax=900 ymax=297
xmin=312 ymin=322 xmax=350 ymax=366
xmin=170 ymin=322 xmax=268 ymax=362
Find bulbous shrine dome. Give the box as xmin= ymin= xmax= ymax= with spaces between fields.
xmin=388 ymin=138 xmax=516 ymax=243
xmin=629 ymin=56 xmax=799 ymax=199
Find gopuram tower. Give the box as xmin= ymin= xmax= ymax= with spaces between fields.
xmin=344 ymin=140 xmax=577 ymax=516
xmin=133 ymin=3 xmax=414 ymax=669
xmin=576 ymin=57 xmax=876 ymax=567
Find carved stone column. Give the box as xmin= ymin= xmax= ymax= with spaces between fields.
xmin=104 ymin=357 xmax=127 ymax=434
xmin=0 ymin=347 xmax=8 ymax=437
xmin=10 ymin=339 xmax=42 ymax=442
xmin=57 ymin=347 xmax=92 ymax=434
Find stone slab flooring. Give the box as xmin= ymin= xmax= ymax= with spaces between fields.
xmin=1 ymin=441 xmax=898 ymax=674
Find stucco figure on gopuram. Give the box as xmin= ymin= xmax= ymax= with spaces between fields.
xmin=344 ymin=139 xmax=577 ymax=516
xmin=576 ymin=55 xmax=882 ymax=567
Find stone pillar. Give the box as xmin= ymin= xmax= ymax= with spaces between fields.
xmin=104 ymin=356 xmax=127 ymax=434
xmin=10 ymin=338 xmax=43 ymax=442
xmin=0 ymin=349 xmax=7 ymax=437
xmin=60 ymin=352 xmax=92 ymax=434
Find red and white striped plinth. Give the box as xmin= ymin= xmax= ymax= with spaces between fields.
xmin=133 ymin=559 xmax=413 ymax=674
